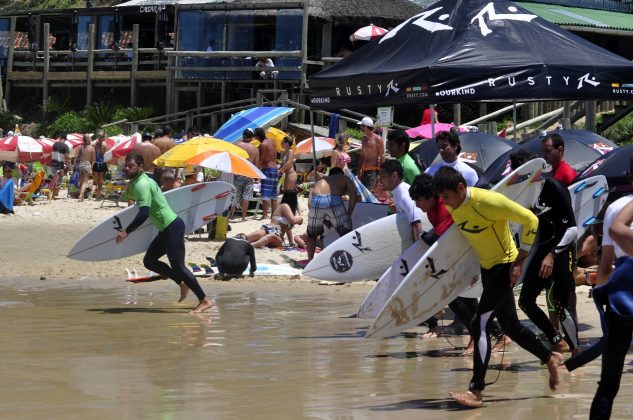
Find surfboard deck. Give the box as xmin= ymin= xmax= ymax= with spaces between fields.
xmin=366 ymin=158 xmax=547 ymax=338
xmin=68 ymin=182 xmax=235 ymax=261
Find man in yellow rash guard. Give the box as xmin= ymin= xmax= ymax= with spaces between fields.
xmin=431 ymin=166 xmax=562 ymax=408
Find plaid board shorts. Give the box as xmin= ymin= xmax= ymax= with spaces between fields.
xmin=260 ymin=167 xmax=279 ymax=200
xmin=233 ymin=175 xmax=253 ymax=201
xmin=307 ymin=194 xmax=351 ymax=239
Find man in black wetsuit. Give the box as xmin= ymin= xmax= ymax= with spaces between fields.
xmin=214 ymin=233 xmax=257 ymax=280
xmin=511 ymin=150 xmax=580 ymax=355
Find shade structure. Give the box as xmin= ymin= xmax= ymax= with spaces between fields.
xmin=406 ymin=123 xmax=464 ymax=139
xmin=213 ymin=107 xmax=294 ymax=143
xmin=295 ymin=137 xmax=336 ymax=157
xmin=309 ymin=0 xmax=633 ymax=109
xmin=351 ymin=24 xmax=388 ymax=42
xmin=103 ymin=133 xmax=141 ymax=162
xmin=575 ymin=143 xmax=633 ymax=201
xmin=154 ymin=136 xmax=248 ymax=167
xmin=411 ymin=131 xmax=516 ymax=171
xmin=0 ymin=135 xmax=44 ymax=162
xmin=184 ymin=151 xmax=267 ymax=179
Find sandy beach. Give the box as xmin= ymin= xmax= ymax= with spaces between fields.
xmin=2 ymin=193 xmax=633 ymax=419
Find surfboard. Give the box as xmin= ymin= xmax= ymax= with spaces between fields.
xmin=68 ymin=182 xmax=235 ymax=261
xmin=248 ymin=264 xmax=302 ymax=276
xmin=569 ymin=175 xmax=608 ymax=240
xmin=302 ymin=211 xmax=432 ymax=282
xmin=366 ymin=158 xmax=547 ymax=338
xmin=126 ymin=263 xmax=214 ymax=283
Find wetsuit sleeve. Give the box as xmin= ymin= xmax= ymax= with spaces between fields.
xmin=550 ymin=178 xmax=577 ymax=254
xmin=248 ymin=243 xmax=257 ymax=273
xmin=125 ymin=206 xmax=149 ymax=234
xmin=482 ymin=192 xmax=539 ymax=250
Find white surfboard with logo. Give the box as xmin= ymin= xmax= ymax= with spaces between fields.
xmin=366 ymin=158 xmax=547 ymax=338
xmin=569 ymin=175 xmax=608 ymax=240
xmin=68 ymin=182 xmax=235 ymax=261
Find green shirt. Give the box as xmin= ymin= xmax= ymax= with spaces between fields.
xmin=122 ymin=172 xmax=177 ymax=232
xmin=397 ymin=153 xmax=421 ymax=185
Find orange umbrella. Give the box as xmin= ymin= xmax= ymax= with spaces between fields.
xmin=184 ymin=150 xmax=266 ymax=179
xmin=295 ymin=136 xmax=335 ymax=155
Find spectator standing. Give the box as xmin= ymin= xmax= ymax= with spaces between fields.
xmin=357 ymin=117 xmax=383 ymax=191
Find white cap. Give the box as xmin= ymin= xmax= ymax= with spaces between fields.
xmin=358 ymin=116 xmax=374 ymax=128
xmin=7 ymin=130 xmax=13 ymax=136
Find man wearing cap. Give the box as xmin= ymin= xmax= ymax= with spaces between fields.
xmin=357 ymin=116 xmax=383 ymax=191
xmin=234 ymin=128 xmax=260 ymax=222
xmin=131 ymin=131 xmax=162 ymax=183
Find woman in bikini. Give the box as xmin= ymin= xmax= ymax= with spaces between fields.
xmin=331 ymin=134 xmax=351 ymax=171
xmin=245 ymin=190 xmax=303 ymax=248
xmin=279 ymin=136 xmax=297 ymax=192
xmin=92 ymin=133 xmax=108 ymax=200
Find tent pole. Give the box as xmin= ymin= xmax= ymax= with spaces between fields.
xmin=309 ymin=109 xmax=318 ymax=183
xmin=430 ymin=103 xmax=436 ymax=139
xmin=512 ymin=100 xmax=517 ymax=141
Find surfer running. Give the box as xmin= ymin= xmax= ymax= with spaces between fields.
xmin=116 ymin=153 xmax=213 ymax=313
xmin=433 ymin=166 xmax=562 ymax=407
xmin=510 ymin=151 xmax=580 ymax=355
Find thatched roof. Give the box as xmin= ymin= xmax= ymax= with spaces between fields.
xmin=116 ymin=0 xmax=422 ymax=20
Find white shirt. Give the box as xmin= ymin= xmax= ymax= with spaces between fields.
xmin=425 ymin=158 xmax=479 ymax=187
xmin=602 ymin=195 xmax=633 ymax=259
xmin=196 ymin=171 xmax=204 ymax=183
xmin=392 ymin=181 xmax=422 ymax=225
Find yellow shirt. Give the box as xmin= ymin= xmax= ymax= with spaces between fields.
xmin=447 ymin=187 xmax=538 ymax=269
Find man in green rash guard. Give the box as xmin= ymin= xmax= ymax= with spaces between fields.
xmin=116 ymin=153 xmax=213 ymax=313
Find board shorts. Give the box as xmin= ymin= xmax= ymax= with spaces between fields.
xmin=78 ymin=161 xmax=93 ymax=175
xmin=261 ymin=224 xmax=280 ymax=236
xmin=234 ymin=175 xmax=253 ymax=201
xmin=360 ymin=167 xmax=379 ymax=191
xmin=307 ymin=194 xmax=351 ymax=239
xmin=260 ymin=167 xmax=278 ymax=201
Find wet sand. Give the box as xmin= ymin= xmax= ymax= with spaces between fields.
xmin=2 ymin=200 xmax=633 ymax=418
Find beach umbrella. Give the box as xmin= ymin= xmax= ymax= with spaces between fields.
xmin=406 ymin=123 xmax=463 ymax=140
xmin=545 ymin=129 xmax=618 ymax=155
xmin=184 ymin=150 xmax=267 ymax=179
xmin=295 ymin=136 xmax=335 ymax=157
xmin=213 ymin=107 xmax=294 ymax=143
xmin=36 ymin=137 xmax=55 ymax=164
xmin=154 ymin=136 xmax=248 ymax=167
xmin=411 ymin=132 xmax=516 ymax=172
xmin=575 ymin=144 xmax=633 ymax=201
xmin=64 ymin=133 xmax=84 ymax=157
xmin=350 ymin=24 xmax=388 ymax=42
xmin=103 ymin=133 xmax=142 ymax=162
xmin=0 ymin=135 xmax=44 ymax=162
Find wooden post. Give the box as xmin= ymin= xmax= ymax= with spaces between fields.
xmin=130 ymin=24 xmax=139 ymax=107
xmin=87 ymin=24 xmax=95 ymax=106
xmin=166 ymin=54 xmax=174 ymax=114
xmin=562 ymin=101 xmax=571 ymax=129
xmin=585 ymin=100 xmax=597 ymax=132
xmin=186 ymin=111 xmax=193 ymax=130
xmin=42 ymin=23 xmax=50 ymax=106
xmin=5 ymin=17 xmax=16 ymax=107
xmin=321 ymin=21 xmax=332 ymax=58
xmin=453 ymin=103 xmax=461 ymax=126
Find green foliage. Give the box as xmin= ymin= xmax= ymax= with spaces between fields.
xmin=0 ymin=111 xmax=20 ymax=132
xmin=84 ymin=102 xmax=119 ymax=129
xmin=113 ymin=106 xmax=154 ymax=123
xmin=45 ymin=111 xmax=92 ymax=137
xmin=344 ymin=127 xmax=363 ymax=140
xmin=603 ymin=111 xmax=633 ymax=145
xmin=103 ymin=125 xmax=123 ymax=136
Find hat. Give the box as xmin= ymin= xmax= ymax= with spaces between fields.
xmin=242 ymin=128 xmax=255 ymax=138
xmin=358 ymin=117 xmax=374 ymax=128
xmin=142 ymin=131 xmax=153 ymax=140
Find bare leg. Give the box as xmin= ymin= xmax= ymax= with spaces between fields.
xmin=306 ymin=235 xmax=317 ymax=260
xmin=78 ymin=173 xmax=89 ymax=201
xmin=178 ymin=282 xmax=189 ymax=303
xmin=261 ymin=200 xmax=270 ymax=219
xmin=191 ymin=298 xmax=214 ymax=313
xmin=241 ymin=199 xmax=249 ymax=221
xmin=547 ymin=351 xmax=563 ymax=390
xmin=251 ymin=233 xmax=282 ymax=248
xmin=270 ymin=199 xmax=278 ymax=220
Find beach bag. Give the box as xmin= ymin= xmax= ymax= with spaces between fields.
xmin=70 ymin=170 xmax=79 ymax=188
xmin=214 ymin=216 xmax=228 ymax=240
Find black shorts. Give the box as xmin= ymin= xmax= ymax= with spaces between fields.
xmin=92 ymin=162 xmax=108 ymax=173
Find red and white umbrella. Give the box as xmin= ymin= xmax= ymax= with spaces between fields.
xmin=64 ymin=133 xmax=85 ymax=158
xmin=0 ymin=135 xmax=44 ymax=162
xmin=295 ymin=136 xmax=336 ymax=157
xmin=350 ymin=24 xmax=388 ymax=42
xmin=104 ymin=133 xmax=142 ymax=162
xmin=37 ymin=137 xmax=56 ymax=164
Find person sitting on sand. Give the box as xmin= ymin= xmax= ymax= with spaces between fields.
xmin=245 ymin=190 xmax=303 ymax=248
xmin=116 ymin=153 xmax=213 ymax=313
xmin=214 ymin=233 xmax=257 ymax=280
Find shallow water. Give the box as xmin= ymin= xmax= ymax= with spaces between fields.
xmin=1 ymin=281 xmax=632 ymax=419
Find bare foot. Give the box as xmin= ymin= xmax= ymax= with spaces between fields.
xmin=178 ymin=283 xmax=190 ymax=303
xmin=462 ymin=338 xmax=475 ymax=355
xmin=546 ymin=352 xmax=563 ymax=391
xmin=420 ymin=326 xmax=442 ymax=339
xmin=191 ymin=298 xmax=214 ymax=313
xmin=553 ymin=340 xmax=570 ymax=353
xmin=449 ymin=390 xmax=483 ymax=407
xmin=492 ymin=335 xmax=512 ymax=352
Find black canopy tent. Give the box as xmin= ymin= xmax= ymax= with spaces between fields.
xmin=309 ymin=0 xmax=633 ymax=109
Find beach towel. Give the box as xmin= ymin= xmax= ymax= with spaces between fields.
xmin=0 ymin=178 xmax=14 ymax=214
xmin=344 ymin=167 xmax=379 ymax=203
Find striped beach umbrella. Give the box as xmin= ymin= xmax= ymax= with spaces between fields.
xmin=185 ymin=150 xmax=266 ymax=179
xmin=295 ymin=136 xmax=335 ymax=157
xmin=213 ymin=107 xmax=294 ymax=143
xmin=103 ymin=133 xmax=142 ymax=162
xmin=154 ymin=136 xmax=248 ymax=167
xmin=350 ymin=24 xmax=388 ymax=42
xmin=0 ymin=135 xmax=44 ymax=162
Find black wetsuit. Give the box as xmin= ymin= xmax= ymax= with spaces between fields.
xmin=518 ymin=177 xmax=579 ymax=350
xmin=215 ymin=237 xmax=257 ymax=276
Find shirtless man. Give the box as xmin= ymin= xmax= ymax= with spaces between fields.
xmin=357 ymin=117 xmax=384 ymax=191
xmin=256 ymin=127 xmax=278 ymax=219
xmin=153 ymin=125 xmax=177 ymax=154
xmin=234 ymin=128 xmax=260 ymax=221
xmin=131 ymin=132 xmax=162 ymax=183
xmin=306 ymin=167 xmax=358 ymax=260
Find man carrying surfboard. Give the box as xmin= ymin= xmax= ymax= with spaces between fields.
xmin=433 ymin=166 xmax=562 ymax=407
xmin=116 ymin=153 xmax=214 ymax=313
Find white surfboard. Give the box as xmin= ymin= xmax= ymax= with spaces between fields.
xmin=68 ymin=182 xmax=235 ymax=261
xmin=248 ymin=264 xmax=302 ymax=276
xmin=569 ymin=175 xmax=608 ymax=240
xmin=366 ymin=158 xmax=547 ymax=338
xmin=302 ymin=211 xmax=432 ymax=282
